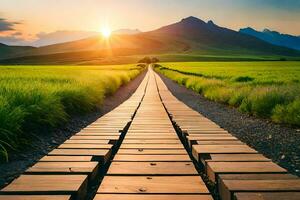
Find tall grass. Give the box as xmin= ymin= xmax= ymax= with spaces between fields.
xmin=155 ymin=62 xmax=300 ymax=126
xmin=0 ymin=65 xmax=144 ymax=161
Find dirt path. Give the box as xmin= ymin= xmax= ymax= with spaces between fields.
xmin=0 ymin=70 xmax=147 ymax=188
xmin=158 ymin=73 xmax=300 ymax=177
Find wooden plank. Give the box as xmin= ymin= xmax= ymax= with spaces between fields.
xmin=201 ymin=154 xmax=270 ymax=166
xmin=48 ymin=149 xmax=110 ymax=162
xmin=70 ymin=136 xmax=119 ymax=141
xmin=127 ymin=130 xmax=175 ymax=133
xmin=107 ymin=162 xmax=197 ymax=175
xmin=188 ymin=134 xmax=231 ymax=137
xmin=120 ymin=144 xmax=184 ymax=149
xmin=94 ymin=194 xmax=213 ymax=200
xmin=185 ymin=130 xmax=229 ymax=135
xmin=195 ymin=141 xmax=244 ymax=145
xmin=188 ymin=136 xmax=238 ymax=141
xmin=188 ymin=137 xmax=239 ymax=147
xmin=113 ymin=155 xmax=191 ymax=162
xmin=40 ymin=156 xmax=93 ymax=162
xmin=76 ymin=133 xmax=121 ymax=136
xmin=118 ymin=149 xmax=188 ymax=155
xmin=58 ymin=144 xmax=113 ymax=149
xmin=234 ymin=192 xmax=300 ymax=200
xmin=122 ymin=140 xmax=181 ymax=144
xmin=64 ymin=140 xmax=110 ymax=144
xmin=192 ymin=145 xmax=257 ymax=161
xmin=219 ymin=174 xmax=299 ymax=181
xmin=125 ymin=135 xmax=178 ymax=139
xmin=207 ymin=162 xmax=287 ymax=183
xmin=219 ymin=179 xmax=300 ymax=200
xmin=0 ymin=196 xmax=71 ymax=200
xmin=97 ymin=176 xmax=209 ymax=194
xmin=26 ymin=162 xmax=99 ymax=176
xmin=126 ymin=133 xmax=177 ymax=136
xmin=0 ymin=175 xmax=88 ymax=200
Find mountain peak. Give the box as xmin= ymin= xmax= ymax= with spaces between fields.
xmin=263 ymin=28 xmax=280 ymax=35
xmin=240 ymin=27 xmax=300 ymax=50
xmin=240 ymin=27 xmax=256 ymax=32
xmin=207 ymin=20 xmax=216 ymax=26
xmin=181 ymin=16 xmax=205 ymax=24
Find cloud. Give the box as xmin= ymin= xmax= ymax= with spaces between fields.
xmin=0 ymin=18 xmax=20 ymax=31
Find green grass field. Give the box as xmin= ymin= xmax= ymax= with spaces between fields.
xmin=0 ymin=64 xmax=144 ymax=161
xmin=155 ymin=61 xmax=300 ymax=126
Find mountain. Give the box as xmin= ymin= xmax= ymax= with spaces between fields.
xmin=1 ymin=16 xmax=300 ymax=62
xmin=32 ymin=16 xmax=299 ymax=56
xmin=145 ymin=16 xmax=299 ymax=56
xmin=240 ymin=27 xmax=300 ymax=51
xmin=0 ymin=43 xmax=35 ymax=59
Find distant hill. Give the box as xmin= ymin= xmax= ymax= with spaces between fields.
xmin=240 ymin=27 xmax=300 ymax=51
xmin=31 ymin=30 xmax=100 ymax=47
xmin=0 ymin=43 xmax=35 ymax=59
xmin=113 ymin=29 xmax=141 ymax=35
xmin=31 ymin=29 xmax=141 ymax=47
xmin=1 ymin=16 xmax=300 ymax=63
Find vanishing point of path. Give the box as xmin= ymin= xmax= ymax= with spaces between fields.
xmin=0 ymin=67 xmax=299 ymax=200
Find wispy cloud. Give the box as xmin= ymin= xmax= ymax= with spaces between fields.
xmin=0 ymin=18 xmax=21 ymax=31
xmin=0 ymin=17 xmax=30 ymax=45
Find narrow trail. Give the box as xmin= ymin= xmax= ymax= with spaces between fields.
xmin=0 ymin=67 xmax=299 ymax=200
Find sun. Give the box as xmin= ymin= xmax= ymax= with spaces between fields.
xmin=101 ymin=26 xmax=111 ymax=38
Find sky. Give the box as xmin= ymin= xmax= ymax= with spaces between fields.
xmin=1 ymin=0 xmax=300 ymax=46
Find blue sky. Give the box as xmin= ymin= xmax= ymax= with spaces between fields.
xmin=0 ymin=0 xmax=299 ymax=45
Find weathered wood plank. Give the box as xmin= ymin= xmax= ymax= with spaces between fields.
xmin=195 ymin=141 xmax=244 ymax=145
xmin=201 ymin=154 xmax=270 ymax=166
xmin=117 ymin=149 xmax=188 ymax=155
xmin=58 ymin=144 xmax=113 ymax=149
xmin=120 ymin=144 xmax=184 ymax=149
xmin=207 ymin=161 xmax=287 ymax=183
xmin=40 ymin=156 xmax=93 ymax=162
xmin=107 ymin=162 xmax=197 ymax=175
xmin=97 ymin=176 xmax=209 ymax=194
xmin=113 ymin=155 xmax=191 ymax=162
xmin=26 ymin=162 xmax=99 ymax=176
xmin=234 ymin=192 xmax=300 ymax=200
xmin=93 ymin=194 xmax=213 ymax=200
xmin=122 ymin=140 xmax=181 ymax=144
xmin=192 ymin=145 xmax=257 ymax=161
xmin=48 ymin=149 xmax=110 ymax=162
xmin=70 ymin=136 xmax=119 ymax=141
xmin=0 ymin=175 xmax=88 ymax=200
xmin=219 ymin=179 xmax=300 ymax=200
xmin=0 ymin=196 xmax=71 ymax=200
xmin=64 ymin=140 xmax=110 ymax=144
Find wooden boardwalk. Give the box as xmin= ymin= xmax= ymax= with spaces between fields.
xmin=1 ymin=67 xmax=300 ymax=200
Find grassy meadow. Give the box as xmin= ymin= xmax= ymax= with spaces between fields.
xmin=0 ymin=64 xmax=144 ymax=161
xmin=155 ymin=61 xmax=300 ymax=126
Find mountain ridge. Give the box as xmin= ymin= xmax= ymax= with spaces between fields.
xmin=1 ymin=16 xmax=300 ymax=61
xmin=240 ymin=27 xmax=300 ymax=50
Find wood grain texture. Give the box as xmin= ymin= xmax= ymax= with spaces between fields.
xmin=97 ymin=176 xmax=209 ymax=194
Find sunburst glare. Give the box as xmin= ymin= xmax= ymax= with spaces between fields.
xmin=101 ymin=26 xmax=111 ymax=38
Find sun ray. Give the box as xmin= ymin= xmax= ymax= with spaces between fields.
xmin=101 ymin=26 xmax=111 ymax=38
